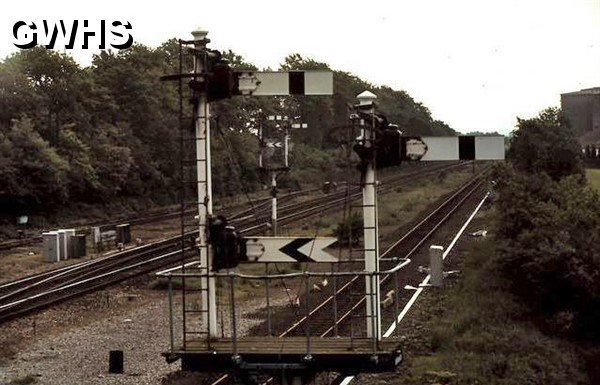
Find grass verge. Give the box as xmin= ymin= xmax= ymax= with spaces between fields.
xmin=383 ymin=207 xmax=590 ymax=385
xmin=586 ymin=168 xmax=600 ymax=193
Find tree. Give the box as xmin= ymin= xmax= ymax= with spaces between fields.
xmin=494 ymin=105 xmax=600 ymax=337
xmin=0 ymin=118 xmax=68 ymax=210
xmin=88 ymin=123 xmax=134 ymax=199
xmin=333 ymin=212 xmax=363 ymax=245
xmin=494 ymin=164 xmax=600 ymax=336
xmin=56 ymin=126 xmax=99 ymax=200
xmin=12 ymin=48 xmax=89 ymax=145
xmin=0 ymin=57 xmax=41 ymax=129
xmin=0 ymin=44 xmax=455 ymax=212
xmin=222 ymin=50 xmax=258 ymax=71
xmin=91 ymin=45 xmax=179 ymax=197
xmin=508 ymin=107 xmax=584 ymax=181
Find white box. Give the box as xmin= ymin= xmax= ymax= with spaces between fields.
xmin=43 ymin=231 xmax=60 ymax=262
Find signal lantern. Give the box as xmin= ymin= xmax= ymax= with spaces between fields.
xmin=352 ymin=109 xmax=404 ymax=169
xmin=376 ymin=129 xmax=402 ymax=168
xmin=199 ymin=49 xmax=237 ymax=102
xmin=209 ymin=215 xmax=242 ymax=270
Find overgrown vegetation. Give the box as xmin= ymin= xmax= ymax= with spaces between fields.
xmin=393 ymin=108 xmax=600 ymax=384
xmin=507 ymin=108 xmax=584 ymax=180
xmin=0 ymin=45 xmax=455 ymax=217
xmin=587 ymin=169 xmax=600 ymax=193
xmin=385 ymin=107 xmax=599 ymax=384
xmin=392 ymin=225 xmax=590 ymax=385
xmin=333 ymin=212 xmax=363 ymax=245
xmin=494 ymin=107 xmax=600 ymax=338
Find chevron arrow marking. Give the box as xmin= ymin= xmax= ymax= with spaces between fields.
xmin=243 ymin=237 xmax=338 ymax=263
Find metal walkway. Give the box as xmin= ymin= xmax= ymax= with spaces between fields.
xmin=169 ymin=336 xmax=401 ymax=373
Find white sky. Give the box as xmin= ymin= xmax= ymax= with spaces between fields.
xmin=2 ymin=0 xmax=599 ymax=134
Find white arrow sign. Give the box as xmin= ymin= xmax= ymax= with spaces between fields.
xmin=244 ymin=237 xmax=338 ymax=263
xmin=265 ymin=141 xmax=283 ymax=148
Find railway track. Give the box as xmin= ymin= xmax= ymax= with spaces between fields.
xmin=237 ymin=161 xmax=470 ymax=233
xmin=0 ymin=161 xmax=474 ymax=324
xmin=0 ymin=189 xmax=305 ymax=252
xmin=0 ymin=162 xmax=462 ymax=252
xmin=280 ymin=175 xmax=484 ymax=339
xmin=205 ymin=170 xmax=489 ymax=385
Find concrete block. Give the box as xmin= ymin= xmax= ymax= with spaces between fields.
xmin=429 ymin=245 xmax=444 ymax=287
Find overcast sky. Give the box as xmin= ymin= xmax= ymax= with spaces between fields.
xmin=2 ymin=0 xmax=599 ymax=134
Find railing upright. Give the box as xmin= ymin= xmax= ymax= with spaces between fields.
xmin=229 ymin=274 xmax=238 ymax=357
xmin=305 ymin=274 xmax=311 ymax=359
xmin=168 ymin=276 xmax=175 ymax=351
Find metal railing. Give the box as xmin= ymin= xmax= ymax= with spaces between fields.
xmin=158 ymin=257 xmax=411 ymax=357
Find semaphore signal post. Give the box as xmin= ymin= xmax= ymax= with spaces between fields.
xmin=259 ymin=114 xmax=306 ymax=236
xmin=161 ymin=28 xmax=334 ymax=342
xmin=158 ymin=28 xmax=404 ymax=385
xmin=352 ymin=90 xmax=382 ymax=340
xmin=157 ymin=27 xmax=504 ymax=385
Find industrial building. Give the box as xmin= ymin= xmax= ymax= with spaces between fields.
xmin=561 ymin=87 xmax=600 ymax=145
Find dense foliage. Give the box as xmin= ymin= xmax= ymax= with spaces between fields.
xmin=494 ymin=108 xmax=599 ymax=338
xmin=332 ymin=212 xmax=363 ymax=245
xmin=0 ymin=44 xmax=454 ymax=213
xmin=507 ymin=107 xmax=584 ymax=180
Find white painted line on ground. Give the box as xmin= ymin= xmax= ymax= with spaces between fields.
xmin=339 ymin=192 xmax=490 ymax=385
xmin=155 ymin=260 xmax=200 ymax=276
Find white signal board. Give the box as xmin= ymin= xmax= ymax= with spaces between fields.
xmin=244 ymin=237 xmax=338 ymax=263
xmin=475 ymin=136 xmax=505 ymax=160
xmin=237 ymin=70 xmax=333 ymax=96
xmin=413 ymin=136 xmax=505 ymax=161
xmin=419 ymin=137 xmax=458 ymax=161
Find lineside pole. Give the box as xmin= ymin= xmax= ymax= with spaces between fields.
xmin=192 ymin=28 xmax=217 ymax=337
xmin=258 ymin=119 xmax=263 ymax=169
xmin=284 ymin=126 xmax=290 ymax=168
xmin=357 ymin=91 xmax=381 ymax=340
xmin=271 ymin=171 xmax=277 ymax=236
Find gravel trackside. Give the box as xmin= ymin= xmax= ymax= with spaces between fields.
xmin=0 ymin=289 xmax=290 ymax=385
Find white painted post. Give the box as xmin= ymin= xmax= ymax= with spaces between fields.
xmin=91 ymin=226 xmax=101 ymax=252
xmin=284 ymin=126 xmax=290 ymax=168
xmin=258 ymin=120 xmax=263 ymax=169
xmin=358 ymin=91 xmax=381 ymax=340
xmin=57 ymin=230 xmax=67 ymax=260
xmin=192 ymin=28 xmax=217 ymax=337
xmin=64 ymin=229 xmax=76 ymax=259
xmin=429 ymin=245 xmax=444 ymax=287
xmin=271 ymin=171 xmax=277 ymax=236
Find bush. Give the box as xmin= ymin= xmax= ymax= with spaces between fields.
xmin=493 ymin=164 xmax=600 ymax=338
xmin=508 ymin=107 xmax=584 ymax=180
xmin=0 ymin=118 xmax=69 ymax=210
xmin=332 ymin=212 xmax=362 ymax=245
xmin=492 ymin=106 xmax=600 ymax=338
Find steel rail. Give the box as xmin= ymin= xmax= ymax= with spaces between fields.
xmin=0 ymin=162 xmax=474 ymax=324
xmin=200 ymin=170 xmax=488 ymax=385
xmin=0 ymin=161 xmax=467 ymax=295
